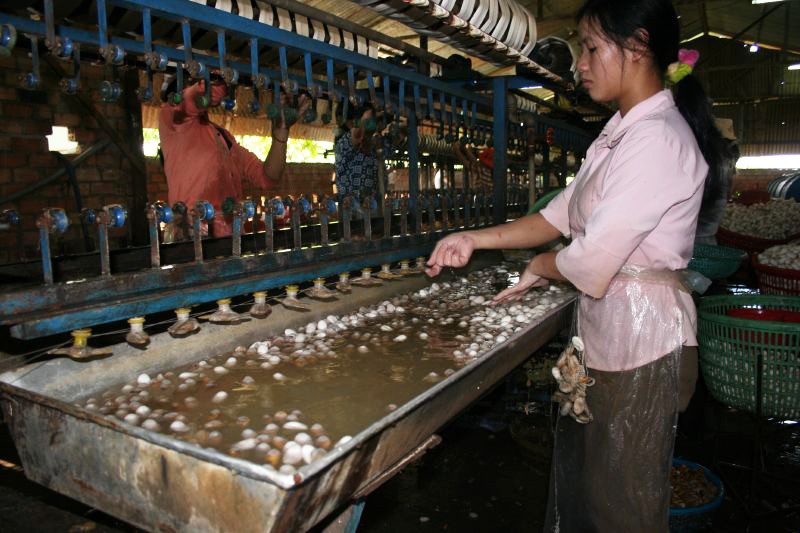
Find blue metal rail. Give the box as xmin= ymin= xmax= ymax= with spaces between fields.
xmin=0 ymin=2 xmax=488 ymax=108
xmin=0 ymin=0 xmax=597 ymax=342
xmin=6 ymin=236 xmax=440 ymax=339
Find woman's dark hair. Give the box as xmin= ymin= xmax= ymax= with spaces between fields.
xmin=334 ymin=101 xmax=375 ymax=141
xmin=577 ymin=0 xmax=732 ymax=217
xmin=338 ymin=101 xmax=375 ymax=123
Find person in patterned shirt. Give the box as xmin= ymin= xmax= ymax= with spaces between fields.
xmin=334 ymin=103 xmax=379 ymax=201
xmin=452 ymin=139 xmax=494 ymax=190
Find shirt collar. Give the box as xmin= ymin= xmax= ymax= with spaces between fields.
xmin=596 ymin=90 xmax=675 ymax=149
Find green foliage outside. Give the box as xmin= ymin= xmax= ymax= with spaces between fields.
xmin=142 ymin=128 xmax=333 ymax=163
xmin=236 ymin=135 xmax=334 ymax=163
xmin=142 ymin=128 xmax=160 ymax=157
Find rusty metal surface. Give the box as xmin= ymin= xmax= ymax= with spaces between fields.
xmin=353 ymin=433 xmax=442 ymax=500
xmin=0 ymin=256 xmax=574 ymax=532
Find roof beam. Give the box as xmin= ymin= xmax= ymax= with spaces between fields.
xmin=698 ymin=1 xmax=710 ymax=35
xmin=699 ymin=2 xmax=789 ymax=66
xmin=249 ymin=0 xmax=447 ymax=65
xmin=781 ymin=2 xmax=791 ymax=77
xmin=536 ymin=16 xmax=578 ymax=38
xmin=704 ymin=31 xmax=800 ymax=56
xmin=729 ymin=2 xmax=786 ymax=43
xmin=712 ymin=94 xmax=800 ymax=106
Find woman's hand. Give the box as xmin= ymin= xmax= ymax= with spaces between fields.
xmin=296 ymin=93 xmax=312 ymax=122
xmin=273 ymin=93 xmax=312 ymax=140
xmin=425 ymin=232 xmax=476 ymax=277
xmin=491 ymin=261 xmax=549 ymax=305
xmin=351 ymin=108 xmax=374 ymax=148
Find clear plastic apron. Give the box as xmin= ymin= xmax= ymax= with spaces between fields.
xmin=544 ymin=267 xmax=685 ymax=533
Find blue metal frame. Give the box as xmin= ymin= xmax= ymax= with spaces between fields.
xmin=6 ymin=235 xmax=441 ymax=339
xmin=492 ymin=76 xmax=508 ymax=225
xmin=122 ymin=0 xmax=485 ymax=106
xmin=0 ymin=0 xmax=600 ymax=342
xmin=408 ymin=113 xmax=420 ymax=201
xmin=0 ymin=14 xmax=486 ymax=113
xmin=344 ymin=499 xmax=366 ymax=533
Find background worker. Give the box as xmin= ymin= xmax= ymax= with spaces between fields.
xmin=333 ymin=102 xmax=379 ymax=201
xmin=159 ymin=76 xmax=310 ymax=238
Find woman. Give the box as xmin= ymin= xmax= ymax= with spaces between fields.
xmin=333 ymin=103 xmax=379 ymax=201
xmin=426 ymin=0 xmax=722 ymax=530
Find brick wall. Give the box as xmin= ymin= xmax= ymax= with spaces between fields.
xmin=0 ymin=44 xmax=338 ymax=266
xmin=146 ymin=158 xmax=169 ymax=201
xmin=0 ymin=47 xmax=142 ymax=264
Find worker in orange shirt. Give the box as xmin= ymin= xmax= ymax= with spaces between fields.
xmin=159 ymin=75 xmax=310 ymax=238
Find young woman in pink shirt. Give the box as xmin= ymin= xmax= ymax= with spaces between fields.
xmin=426 ymin=0 xmax=727 ymax=529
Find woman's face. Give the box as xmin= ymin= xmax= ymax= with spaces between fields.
xmin=209 ymin=80 xmax=228 ymax=107
xmin=576 ymin=18 xmax=625 ymax=104
xmin=195 ymin=79 xmax=229 ymax=107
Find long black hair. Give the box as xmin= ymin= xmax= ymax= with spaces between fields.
xmin=577 ymin=0 xmax=735 ymax=216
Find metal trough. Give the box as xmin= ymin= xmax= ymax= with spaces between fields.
xmin=0 ymin=264 xmax=574 ymax=532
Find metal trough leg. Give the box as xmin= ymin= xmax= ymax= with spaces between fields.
xmin=322 ymin=433 xmax=442 ymax=533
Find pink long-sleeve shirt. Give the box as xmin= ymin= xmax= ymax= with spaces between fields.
xmin=540 ymin=90 xmax=708 ymax=371
xmin=159 ymin=84 xmax=276 ymax=236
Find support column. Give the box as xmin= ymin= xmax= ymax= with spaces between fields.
xmin=492 ymin=77 xmax=507 ymax=225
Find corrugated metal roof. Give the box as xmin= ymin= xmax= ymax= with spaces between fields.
xmin=691 ymin=36 xmax=800 ymax=101
xmin=681 ymin=1 xmax=800 ymax=53
xmin=714 ymin=99 xmax=800 ymax=156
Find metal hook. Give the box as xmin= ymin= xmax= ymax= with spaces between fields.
xmin=97 ymin=0 xmax=124 ymax=65
xmin=58 ymin=43 xmax=81 ymax=95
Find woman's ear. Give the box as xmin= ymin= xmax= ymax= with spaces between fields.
xmin=627 ymin=28 xmax=650 ymax=62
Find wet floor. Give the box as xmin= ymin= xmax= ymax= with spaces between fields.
xmin=2 ymin=333 xmax=799 ymax=532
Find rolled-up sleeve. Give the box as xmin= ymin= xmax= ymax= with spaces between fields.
xmin=235 ymin=142 xmax=276 ymax=191
xmin=556 ymin=126 xmax=697 ymax=298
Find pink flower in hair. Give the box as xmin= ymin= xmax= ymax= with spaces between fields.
xmin=678 ymin=49 xmax=700 ymax=68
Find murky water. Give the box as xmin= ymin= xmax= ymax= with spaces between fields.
xmin=78 ymin=264 xmax=575 ymax=474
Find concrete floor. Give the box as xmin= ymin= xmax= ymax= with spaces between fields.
xmin=1 ymin=339 xmax=799 ymax=533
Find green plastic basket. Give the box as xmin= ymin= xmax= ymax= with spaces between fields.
xmin=698 ymin=295 xmax=800 ymax=419
xmin=688 ymin=244 xmax=746 ymax=280
xmin=753 ymin=256 xmax=800 ymax=296
xmin=527 ymin=188 xmax=563 ymax=215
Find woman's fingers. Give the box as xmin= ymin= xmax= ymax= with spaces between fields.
xmin=444 ymin=245 xmax=460 ymax=268
xmin=492 ymin=285 xmax=525 ymax=304
xmin=297 ymin=94 xmax=312 ymax=118
xmin=424 ymin=264 xmax=442 ymax=277
xmin=426 ymin=241 xmax=449 ymax=268
xmin=426 ymin=234 xmax=474 ymax=277
xmin=428 ymin=237 xmax=456 ymax=266
xmin=494 ymin=289 xmax=524 ymax=304
xmin=491 ymin=272 xmax=545 ymax=305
